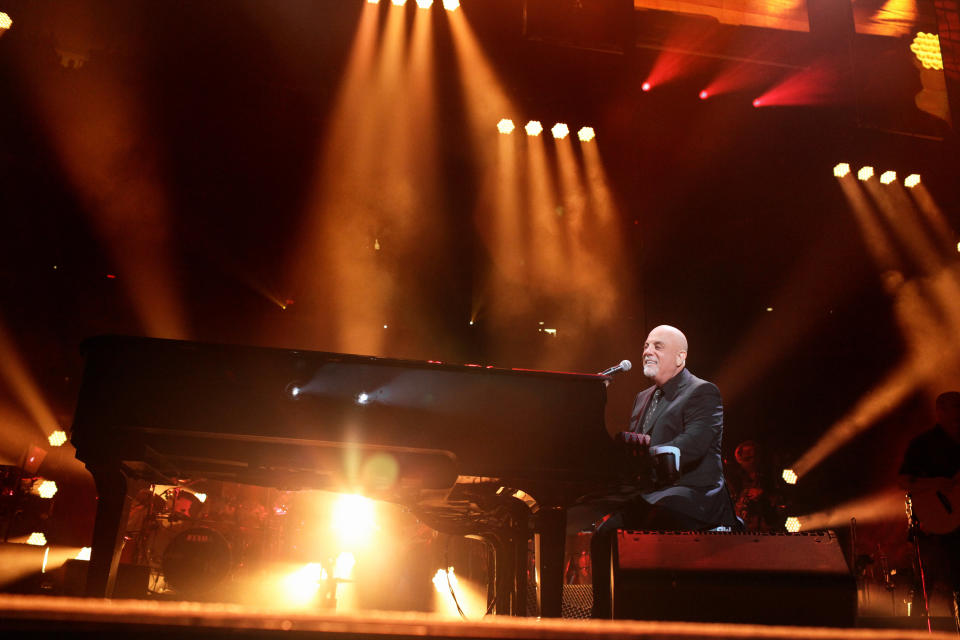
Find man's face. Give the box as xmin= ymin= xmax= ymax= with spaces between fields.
xmin=642 ymin=327 xmax=685 ymax=385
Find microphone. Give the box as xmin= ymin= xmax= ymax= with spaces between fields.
xmin=599 ymin=360 xmax=632 ymax=376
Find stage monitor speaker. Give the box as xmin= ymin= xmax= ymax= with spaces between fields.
xmin=612 ymin=530 xmax=856 ymax=627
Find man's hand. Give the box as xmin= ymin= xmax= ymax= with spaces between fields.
xmin=616 ymin=431 xmax=651 ymax=455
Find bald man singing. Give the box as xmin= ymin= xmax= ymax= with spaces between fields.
xmin=590 ymin=325 xmax=739 ymax=617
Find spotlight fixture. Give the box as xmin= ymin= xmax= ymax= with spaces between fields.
xmin=577 ymin=126 xmax=595 ymax=142
xmin=0 ymin=12 xmax=11 ymax=31
xmin=880 ymin=170 xmax=896 ymax=185
xmin=641 ymin=82 xmax=651 ymax=92
xmin=910 ymin=32 xmax=943 ymax=70
xmin=27 ymin=532 xmax=47 ymax=546
xmin=525 ymin=120 xmax=543 ymax=136
xmin=48 ymin=430 xmax=67 ymax=447
xmin=35 ymin=480 xmax=58 ymax=499
xmin=496 ymin=119 xmax=515 ymax=135
xmin=904 ymin=173 xmax=921 ymax=188
xmin=752 ymin=98 xmax=761 ymax=107
xmin=550 ymin=123 xmax=569 ymax=139
xmin=442 ymin=0 xmax=460 ymax=9
xmin=699 ymin=90 xmax=709 ymax=100
xmin=415 ymin=0 xmax=432 ymax=7
xmin=857 ymin=166 xmax=874 ymax=181
xmin=782 ymin=468 xmax=797 ymax=485
xmin=391 ymin=0 xmax=406 ymax=5
xmin=784 ymin=517 xmax=801 ymax=533
xmin=366 ymin=0 xmax=379 ymax=4
xmin=833 ymin=163 xmax=850 ymax=178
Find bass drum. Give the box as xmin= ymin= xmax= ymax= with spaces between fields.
xmin=161 ymin=527 xmax=231 ymax=595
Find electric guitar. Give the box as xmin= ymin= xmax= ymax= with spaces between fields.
xmin=910 ymin=485 xmax=960 ymax=534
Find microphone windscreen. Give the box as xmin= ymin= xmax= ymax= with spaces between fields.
xmin=620 ymin=359 xmax=632 ymax=371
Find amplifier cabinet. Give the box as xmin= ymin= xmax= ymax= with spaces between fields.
xmin=612 ymin=530 xmax=856 ymax=626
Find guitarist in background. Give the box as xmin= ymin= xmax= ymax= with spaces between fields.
xmin=898 ymin=391 xmax=960 ymax=620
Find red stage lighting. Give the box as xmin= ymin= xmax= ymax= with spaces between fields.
xmin=641 ymin=82 xmax=651 ymax=92
xmin=752 ymin=98 xmax=761 ymax=107
xmin=699 ymin=90 xmax=708 ymax=100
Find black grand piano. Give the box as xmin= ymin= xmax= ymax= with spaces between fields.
xmin=71 ymin=335 xmax=632 ymax=616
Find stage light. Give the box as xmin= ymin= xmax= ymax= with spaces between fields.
xmin=284 ymin=563 xmax=327 ymax=606
xmin=880 ymin=171 xmax=896 ymax=185
xmin=857 ymin=166 xmax=874 ymax=181
xmin=833 ymin=163 xmax=850 ymax=178
xmin=48 ymin=430 xmax=67 ymax=447
xmin=525 ymin=120 xmax=543 ymax=136
xmin=334 ymin=551 xmax=356 ymax=579
xmin=367 ymin=0 xmax=379 ymax=3
xmin=391 ymin=0 xmax=406 ymax=5
xmin=193 ymin=492 xmax=207 ymax=503
xmin=784 ymin=517 xmax=801 ymax=533
xmin=416 ymin=0 xmax=433 ymax=7
xmin=752 ymin=98 xmax=761 ymax=107
xmin=577 ymin=127 xmax=595 ymax=142
xmin=550 ymin=123 xmax=569 ymax=139
xmin=641 ymin=82 xmax=651 ymax=92
xmin=910 ymin=32 xmax=943 ymax=70
xmin=27 ymin=532 xmax=47 ymax=546
xmin=357 ymin=392 xmax=370 ymax=404
xmin=0 ymin=12 xmax=10 ymax=31
xmin=699 ymin=90 xmax=709 ymax=100
xmin=332 ymin=494 xmax=375 ymax=547
xmin=433 ymin=566 xmax=457 ymax=592
xmin=782 ymin=468 xmax=797 ymax=484
xmin=904 ymin=173 xmax=921 ymax=188
xmin=35 ymin=480 xmax=57 ymax=499
xmin=442 ymin=0 xmax=460 ymax=9
xmin=497 ymin=119 xmax=515 ymax=134
xmin=76 ymin=547 xmax=91 ymax=560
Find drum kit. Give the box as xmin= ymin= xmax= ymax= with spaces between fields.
xmin=123 ymin=482 xmax=288 ymax=597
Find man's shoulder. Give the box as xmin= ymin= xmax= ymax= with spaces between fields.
xmin=678 ymin=369 xmax=720 ymax=395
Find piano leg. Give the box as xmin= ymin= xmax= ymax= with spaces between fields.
xmin=85 ymin=467 xmax=138 ymax=597
xmin=535 ymin=505 xmax=567 ymax=618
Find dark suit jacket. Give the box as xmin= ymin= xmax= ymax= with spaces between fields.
xmin=628 ymin=368 xmax=735 ymax=527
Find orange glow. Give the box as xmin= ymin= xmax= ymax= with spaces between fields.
xmin=47 ymin=430 xmax=67 ymax=447
xmin=497 ymin=119 xmax=515 ymax=134
xmin=879 ymin=170 xmax=896 ymax=184
xmin=833 ymin=163 xmax=850 ymax=178
xmin=287 ymin=1 xmax=444 ymax=356
xmin=442 ymin=0 xmax=460 ymax=10
xmin=904 ymin=174 xmax=921 ymax=188
xmin=391 ymin=0 xmax=407 ymax=5
xmin=858 ymin=166 xmax=874 ymax=181
xmin=550 ymin=123 xmax=569 ymax=139
xmin=577 ymin=127 xmax=595 ymax=142
xmin=416 ymin=0 xmax=433 ymax=7
xmin=18 ymin=33 xmax=187 ymax=339
xmin=0 ymin=321 xmax=60 ymax=439
xmin=525 ymin=120 xmax=543 ymax=136
xmin=793 ymin=489 xmax=907 ymax=530
xmin=0 ymin=12 xmax=11 ymax=31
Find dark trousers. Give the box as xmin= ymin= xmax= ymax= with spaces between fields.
xmin=589 ymin=498 xmax=710 ymax=619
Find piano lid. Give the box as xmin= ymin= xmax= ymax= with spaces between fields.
xmin=72 ymin=336 xmax=617 ymax=485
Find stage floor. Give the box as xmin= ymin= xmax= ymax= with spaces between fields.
xmin=0 ymin=594 xmax=956 ymax=640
